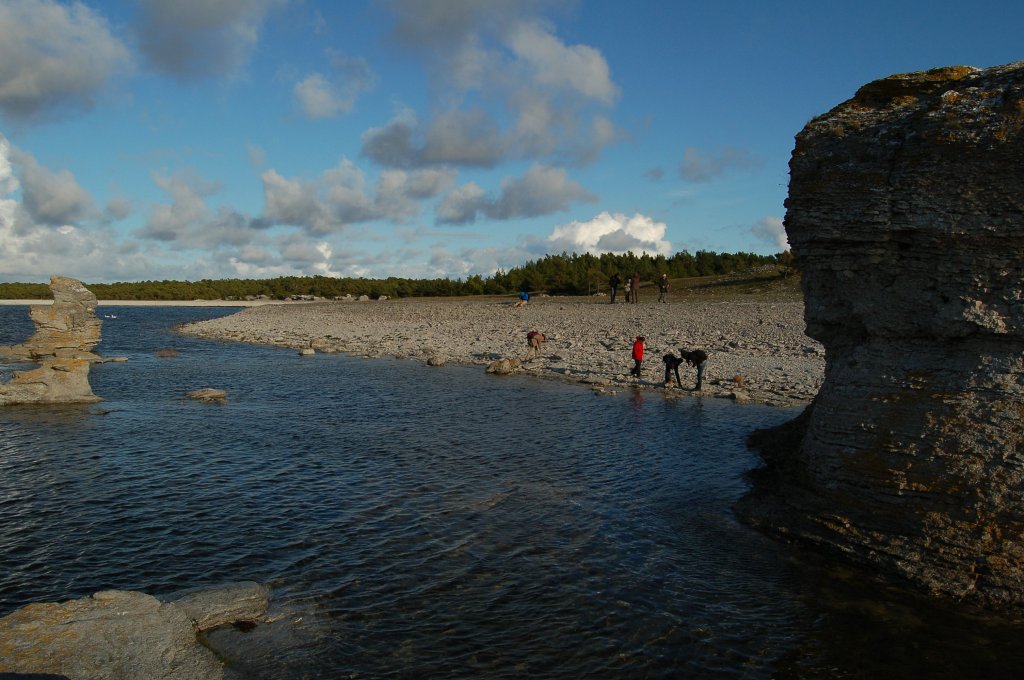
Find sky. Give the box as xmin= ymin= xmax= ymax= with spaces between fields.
xmin=0 ymin=0 xmax=1021 ymax=284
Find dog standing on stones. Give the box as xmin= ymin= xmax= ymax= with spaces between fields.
xmin=525 ymin=331 xmax=547 ymax=361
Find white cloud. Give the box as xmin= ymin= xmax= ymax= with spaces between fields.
xmin=295 ymin=74 xmax=346 ymax=119
xmin=546 ymin=211 xmax=671 ymax=256
xmin=294 ymin=50 xmax=375 ymax=119
xmin=0 ymin=0 xmax=132 ymax=122
xmin=505 ymin=21 xmax=618 ymax=104
xmin=10 ymin=148 xmax=94 ymax=226
xmin=679 ymin=146 xmax=760 ymax=183
xmin=139 ymin=171 xmax=218 ymax=242
xmin=0 ymin=136 xmax=19 ymax=195
xmin=433 ymin=243 xmax=534 ymax=278
xmin=261 ymin=169 xmax=325 ymax=228
xmin=364 ymin=1 xmax=621 ymax=169
xmin=261 ymin=160 xmax=455 ymax=234
xmin=490 ymin=164 xmax=596 ymax=219
xmin=104 ymin=196 xmax=133 ymax=222
xmin=437 ymin=164 xmax=596 ymax=225
xmin=751 ymin=216 xmax=788 ymax=252
xmin=362 ymin=109 xmax=505 ymax=169
xmin=136 ymin=0 xmax=284 ymax=80
xmin=436 ymin=182 xmax=489 ymax=225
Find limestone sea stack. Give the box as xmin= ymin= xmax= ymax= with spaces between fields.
xmin=0 ymin=275 xmax=103 ymax=405
xmin=737 ymin=61 xmax=1024 ymax=608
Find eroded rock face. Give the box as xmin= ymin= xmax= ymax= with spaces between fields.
xmin=0 ymin=275 xmax=102 ymax=405
xmin=737 ymin=62 xmax=1024 ymax=608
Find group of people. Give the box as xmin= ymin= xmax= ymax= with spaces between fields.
xmin=526 ymin=331 xmax=707 ymax=391
xmin=630 ymin=336 xmax=707 ymax=390
xmin=608 ymin=273 xmax=670 ymax=304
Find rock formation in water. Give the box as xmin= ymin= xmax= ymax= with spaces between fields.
xmin=736 ymin=61 xmax=1024 ymax=608
xmin=0 ymin=582 xmax=269 ymax=679
xmin=0 ymin=275 xmax=102 ymax=405
xmin=186 ymin=387 xmax=228 ymax=403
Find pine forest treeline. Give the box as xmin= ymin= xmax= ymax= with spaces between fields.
xmin=0 ymin=249 xmax=789 ymax=300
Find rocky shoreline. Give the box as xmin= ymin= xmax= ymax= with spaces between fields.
xmin=180 ymin=296 xmax=823 ymax=408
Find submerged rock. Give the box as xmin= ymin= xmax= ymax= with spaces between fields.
xmin=737 ymin=62 xmax=1024 ymax=608
xmin=186 ymin=387 xmax=228 ymax=403
xmin=0 ymin=275 xmax=103 ymax=405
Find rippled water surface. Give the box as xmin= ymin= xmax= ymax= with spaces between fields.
xmin=2 ymin=305 xmax=1024 ymax=679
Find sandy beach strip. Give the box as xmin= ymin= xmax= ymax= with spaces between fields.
xmin=179 ymin=296 xmax=823 ymax=408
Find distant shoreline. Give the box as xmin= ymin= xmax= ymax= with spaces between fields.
xmin=0 ymin=299 xmax=305 ymax=307
xmin=179 ymin=297 xmax=824 ymax=408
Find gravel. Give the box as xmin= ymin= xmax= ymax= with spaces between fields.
xmin=180 ymin=296 xmax=824 ymax=408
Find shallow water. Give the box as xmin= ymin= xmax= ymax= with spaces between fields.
xmin=1 ymin=306 xmax=1023 ymax=678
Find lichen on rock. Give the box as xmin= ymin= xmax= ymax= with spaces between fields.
xmin=737 ymin=61 xmax=1024 ymax=609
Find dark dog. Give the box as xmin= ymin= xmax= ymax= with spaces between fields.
xmin=662 ymin=353 xmax=683 ymax=387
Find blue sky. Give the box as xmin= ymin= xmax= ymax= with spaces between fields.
xmin=0 ymin=0 xmax=1021 ymax=283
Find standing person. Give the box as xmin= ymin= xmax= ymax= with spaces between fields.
xmin=525 ymin=330 xmax=547 ymax=360
xmin=658 ymin=274 xmax=669 ymax=303
xmin=679 ymin=348 xmax=708 ymax=390
xmin=630 ymin=273 xmax=640 ymax=304
xmin=630 ymin=336 xmax=646 ymax=377
xmin=609 ymin=273 xmax=621 ymax=304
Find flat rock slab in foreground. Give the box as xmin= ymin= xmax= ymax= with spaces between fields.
xmin=737 ymin=61 xmax=1024 ymax=608
xmin=0 ymin=582 xmax=268 ymax=679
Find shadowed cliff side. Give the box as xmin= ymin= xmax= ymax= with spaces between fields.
xmin=736 ymin=61 xmax=1024 ymax=609
xmin=0 ymin=275 xmax=103 ymax=405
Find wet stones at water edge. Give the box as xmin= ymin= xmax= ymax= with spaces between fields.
xmin=736 ymin=61 xmax=1024 ymax=609
xmin=0 ymin=275 xmax=104 ymax=405
xmin=0 ymin=582 xmax=269 ymax=679
xmin=486 ymin=357 xmax=521 ymax=375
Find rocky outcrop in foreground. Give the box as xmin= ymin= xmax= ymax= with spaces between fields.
xmin=737 ymin=62 xmax=1024 ymax=608
xmin=0 ymin=275 xmax=102 ymax=405
xmin=0 ymin=582 xmax=269 ymax=679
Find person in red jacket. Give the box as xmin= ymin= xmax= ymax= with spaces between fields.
xmin=630 ymin=336 xmax=645 ymax=377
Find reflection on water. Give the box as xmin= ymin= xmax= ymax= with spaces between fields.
xmin=1 ymin=306 xmax=1023 ymax=678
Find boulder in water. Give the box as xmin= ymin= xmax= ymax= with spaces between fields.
xmin=0 ymin=275 xmax=103 ymax=405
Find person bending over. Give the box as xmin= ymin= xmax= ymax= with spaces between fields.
xmin=662 ymin=352 xmax=683 ymax=387
xmin=679 ymin=348 xmax=708 ymax=390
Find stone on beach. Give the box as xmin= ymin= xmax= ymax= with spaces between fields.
xmin=486 ymin=357 xmax=521 ymax=375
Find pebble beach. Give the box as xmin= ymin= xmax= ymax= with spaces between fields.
xmin=180 ymin=295 xmax=824 ymax=407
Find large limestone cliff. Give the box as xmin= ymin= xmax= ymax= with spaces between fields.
xmin=0 ymin=275 xmax=103 ymax=405
xmin=737 ymin=61 xmax=1024 ymax=608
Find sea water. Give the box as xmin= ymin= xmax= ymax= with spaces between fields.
xmin=1 ymin=305 xmax=1023 ymax=679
